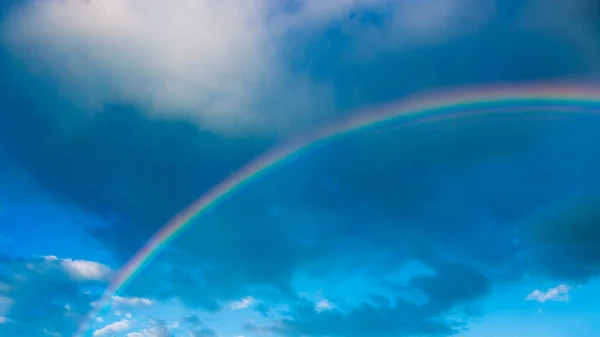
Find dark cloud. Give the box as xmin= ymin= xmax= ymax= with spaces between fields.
xmin=244 ymin=259 xmax=491 ymax=337
xmin=131 ymin=112 xmax=600 ymax=335
xmin=525 ymin=196 xmax=600 ymax=280
xmin=0 ymin=92 xmax=270 ymax=259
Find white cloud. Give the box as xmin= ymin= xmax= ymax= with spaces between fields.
xmin=0 ymin=0 xmax=337 ymax=134
xmin=0 ymin=0 xmax=496 ymax=135
xmin=230 ymin=296 xmax=255 ymax=310
xmin=40 ymin=255 xmax=111 ymax=281
xmin=93 ymin=319 xmax=131 ymax=336
xmin=315 ymin=299 xmax=334 ymax=312
xmin=111 ymin=295 xmax=154 ymax=306
xmin=42 ymin=255 xmax=59 ymax=262
xmin=126 ymin=333 xmax=144 ymax=337
xmin=125 ymin=312 xmax=133 ymax=319
xmin=526 ymin=284 xmax=571 ymax=303
xmin=59 ymin=258 xmax=111 ymax=281
xmin=0 ymin=316 xmax=8 ymax=324
xmin=141 ymin=326 xmax=171 ymax=337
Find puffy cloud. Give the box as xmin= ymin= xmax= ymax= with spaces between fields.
xmin=0 ymin=0 xmax=506 ymax=135
xmin=0 ymin=0 xmax=331 ymax=134
xmin=40 ymin=255 xmax=111 ymax=281
xmin=526 ymin=284 xmax=571 ymax=303
xmin=60 ymin=258 xmax=111 ymax=281
xmin=93 ymin=319 xmax=131 ymax=336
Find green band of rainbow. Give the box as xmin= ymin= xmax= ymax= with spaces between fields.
xmin=76 ymin=82 xmax=600 ymax=335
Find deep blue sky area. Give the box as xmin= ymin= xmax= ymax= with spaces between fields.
xmin=1 ymin=1 xmax=600 ymax=337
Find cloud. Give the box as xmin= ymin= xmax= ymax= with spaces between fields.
xmin=40 ymin=255 xmax=111 ymax=281
xmin=230 ymin=296 xmax=255 ymax=310
xmin=315 ymin=299 xmax=334 ymax=312
xmin=0 ymin=0 xmax=506 ymax=136
xmin=0 ymin=295 xmax=12 ymax=316
xmin=375 ymin=0 xmax=496 ymax=48
xmin=60 ymin=258 xmax=112 ymax=281
xmin=142 ymin=325 xmax=171 ymax=337
xmin=93 ymin=319 xmax=131 ymax=336
xmin=0 ymin=255 xmax=108 ymax=336
xmin=126 ymin=333 xmax=144 ymax=337
xmin=0 ymin=0 xmax=336 ymax=134
xmin=525 ymin=195 xmax=600 ymax=280
xmin=111 ymin=295 xmax=154 ymax=307
xmin=5 ymin=115 xmax=600 ymax=337
xmin=526 ymin=284 xmax=571 ymax=303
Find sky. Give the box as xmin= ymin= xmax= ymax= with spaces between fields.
xmin=1 ymin=0 xmax=600 ymax=336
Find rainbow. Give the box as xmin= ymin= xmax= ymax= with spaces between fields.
xmin=76 ymin=82 xmax=600 ymax=335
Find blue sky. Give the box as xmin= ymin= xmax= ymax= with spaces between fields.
xmin=1 ymin=0 xmax=600 ymax=336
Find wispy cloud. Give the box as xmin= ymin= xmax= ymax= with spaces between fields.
xmin=111 ymin=295 xmax=154 ymax=307
xmin=526 ymin=284 xmax=571 ymax=303
xmin=230 ymin=296 xmax=255 ymax=310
